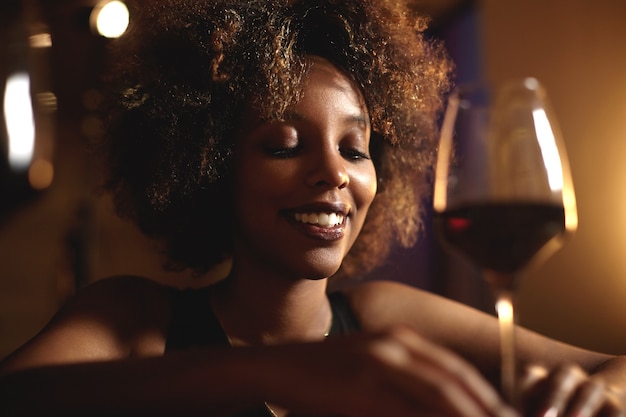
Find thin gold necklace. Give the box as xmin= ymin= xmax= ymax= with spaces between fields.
xmin=223 ymin=324 xmax=331 ymax=417
xmin=214 ymin=307 xmax=333 ymax=344
xmin=211 ymin=297 xmax=332 ymax=417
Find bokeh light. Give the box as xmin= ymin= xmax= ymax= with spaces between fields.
xmin=90 ymin=1 xmax=130 ymax=39
xmin=4 ymin=72 xmax=35 ymax=171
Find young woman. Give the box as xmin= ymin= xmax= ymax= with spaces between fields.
xmin=1 ymin=1 xmax=625 ymax=416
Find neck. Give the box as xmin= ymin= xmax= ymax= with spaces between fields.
xmin=210 ymin=264 xmax=332 ymax=346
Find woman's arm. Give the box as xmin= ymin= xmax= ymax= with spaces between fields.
xmin=0 ymin=276 xmax=283 ymax=416
xmin=0 ymin=277 xmax=517 ymax=417
xmin=0 ymin=346 xmax=268 ymax=417
xmin=0 ymin=276 xmax=171 ymax=374
xmin=0 ymin=276 xmax=256 ymax=416
xmin=346 ymin=280 xmax=626 ymax=416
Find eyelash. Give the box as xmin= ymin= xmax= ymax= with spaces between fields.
xmin=265 ymin=145 xmax=371 ymax=162
xmin=340 ymin=147 xmax=371 ymax=161
xmin=264 ymin=146 xmax=300 ymax=159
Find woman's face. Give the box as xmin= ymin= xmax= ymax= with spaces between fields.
xmin=232 ymin=57 xmax=377 ymax=279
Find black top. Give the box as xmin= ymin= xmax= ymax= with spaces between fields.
xmin=164 ymin=285 xmax=361 ymax=416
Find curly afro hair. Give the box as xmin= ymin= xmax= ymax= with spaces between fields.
xmin=98 ymin=0 xmax=452 ymax=278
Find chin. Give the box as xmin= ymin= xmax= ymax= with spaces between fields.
xmin=303 ymin=268 xmax=340 ymax=280
xmin=288 ymin=265 xmax=341 ymax=281
xmin=284 ymin=257 xmax=343 ymax=281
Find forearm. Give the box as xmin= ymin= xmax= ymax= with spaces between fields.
xmin=0 ymin=347 xmax=265 ymax=417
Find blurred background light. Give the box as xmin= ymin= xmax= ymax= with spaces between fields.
xmin=90 ymin=1 xmax=129 ymax=39
xmin=29 ymin=32 xmax=52 ymax=49
xmin=27 ymin=158 xmax=54 ymax=190
xmin=4 ymin=72 xmax=36 ymax=171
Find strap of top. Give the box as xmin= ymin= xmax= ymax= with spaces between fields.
xmin=165 ymin=286 xmax=227 ymax=351
xmin=327 ymin=291 xmax=361 ymax=336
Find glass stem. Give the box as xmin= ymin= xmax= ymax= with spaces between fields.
xmin=495 ymin=288 xmax=517 ymax=407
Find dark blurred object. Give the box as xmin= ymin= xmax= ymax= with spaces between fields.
xmin=411 ymin=0 xmax=472 ymax=29
xmin=1 ymin=0 xmax=56 ymax=224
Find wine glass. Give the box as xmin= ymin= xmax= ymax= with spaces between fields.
xmin=432 ymin=78 xmax=577 ymax=405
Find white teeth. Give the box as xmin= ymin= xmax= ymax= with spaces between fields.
xmin=294 ymin=212 xmax=344 ymax=227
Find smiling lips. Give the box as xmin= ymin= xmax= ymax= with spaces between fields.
xmin=294 ymin=212 xmax=345 ymax=227
xmin=290 ymin=210 xmax=347 ymax=241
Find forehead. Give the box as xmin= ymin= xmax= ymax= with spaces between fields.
xmin=305 ymin=56 xmax=353 ymax=87
xmin=298 ymin=56 xmax=368 ymax=113
xmin=237 ymin=56 xmax=369 ymax=137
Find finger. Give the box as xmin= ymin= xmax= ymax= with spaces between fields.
xmin=602 ymin=385 xmax=626 ymax=417
xmin=519 ymin=364 xmax=550 ymax=415
xmin=519 ymin=364 xmax=549 ymax=394
xmin=518 ymin=365 xmax=626 ymax=417
xmin=575 ymin=383 xmax=626 ymax=417
xmin=367 ymin=335 xmax=489 ymax=417
xmin=538 ymin=364 xmax=587 ymax=417
xmin=567 ymin=380 xmax=609 ymax=417
xmin=598 ymin=393 xmax=626 ymax=417
xmin=394 ymin=327 xmax=515 ymax=416
xmin=368 ymin=327 xmax=517 ymax=417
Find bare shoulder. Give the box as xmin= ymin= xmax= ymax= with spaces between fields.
xmin=339 ymin=280 xmax=436 ymax=329
xmin=54 ymin=275 xmax=176 ymax=350
xmin=340 ymin=280 xmax=611 ymax=371
xmin=63 ymin=275 xmax=173 ymax=323
xmin=340 ymin=280 xmax=499 ymax=346
xmin=0 ymin=276 xmax=174 ymax=374
xmin=74 ymin=275 xmax=173 ymax=331
xmin=340 ymin=279 xmax=425 ymax=320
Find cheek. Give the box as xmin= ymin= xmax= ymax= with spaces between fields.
xmin=235 ymin=161 xmax=299 ymax=207
xmin=353 ymin=164 xmax=378 ymax=209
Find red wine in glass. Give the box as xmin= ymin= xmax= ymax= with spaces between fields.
xmin=433 ymin=78 xmax=577 ymax=405
xmin=434 ymin=202 xmax=565 ymax=287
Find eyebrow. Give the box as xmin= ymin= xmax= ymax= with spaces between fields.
xmin=283 ymin=110 xmax=370 ymax=129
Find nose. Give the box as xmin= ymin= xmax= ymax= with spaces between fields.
xmin=306 ymin=147 xmax=349 ymax=189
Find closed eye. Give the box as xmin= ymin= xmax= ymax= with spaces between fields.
xmin=264 ymin=145 xmax=301 ymax=159
xmin=340 ymin=147 xmax=371 ymax=161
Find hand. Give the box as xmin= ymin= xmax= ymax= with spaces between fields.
xmin=520 ymin=363 xmax=626 ymax=417
xmin=260 ymin=325 xmax=518 ymax=417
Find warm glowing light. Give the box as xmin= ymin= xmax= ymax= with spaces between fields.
xmin=532 ymin=108 xmax=564 ymax=192
xmin=29 ymin=32 xmax=52 ymax=48
xmin=91 ymin=1 xmax=130 ymax=38
xmin=37 ymin=91 xmax=57 ymax=113
xmin=28 ymin=159 xmax=54 ymax=190
xmin=496 ymin=297 xmax=514 ymax=324
xmin=4 ymin=72 xmax=35 ymax=171
xmin=524 ymin=77 xmax=540 ymax=91
xmin=433 ymin=92 xmax=460 ymax=212
xmin=563 ymin=186 xmax=578 ymax=233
